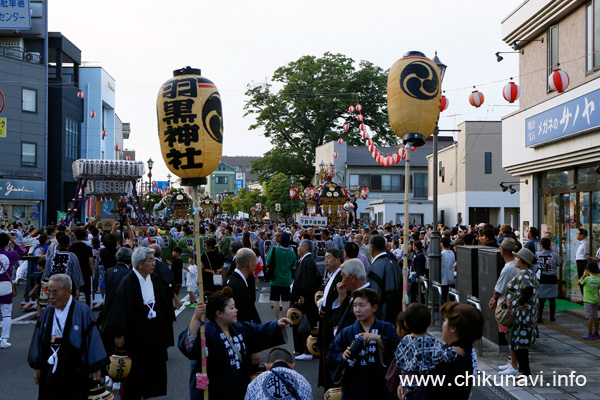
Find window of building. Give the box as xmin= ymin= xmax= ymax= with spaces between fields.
xmin=371 ymin=175 xmax=382 ymax=191
xmin=395 ymin=213 xmax=424 ymax=225
xmin=215 ymin=176 xmax=228 ymax=184
xmin=413 ymin=173 xmax=428 ymax=198
xmin=22 ymin=88 xmax=36 ymax=112
xmin=587 ymin=1 xmax=600 ymax=71
xmin=391 ymin=174 xmax=402 ymax=192
xmin=65 ymin=117 xmax=79 ymax=160
xmin=548 ymin=25 xmax=559 ymax=91
xmin=381 ymin=175 xmax=391 ymax=191
xmin=21 ymin=142 xmax=36 ymax=167
xmin=485 ymin=152 xmax=492 ymax=174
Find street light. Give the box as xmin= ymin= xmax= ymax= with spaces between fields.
xmin=167 ymin=173 xmax=172 ymax=192
xmin=428 ymin=52 xmax=447 ymax=317
xmin=147 ymin=157 xmax=154 ymax=194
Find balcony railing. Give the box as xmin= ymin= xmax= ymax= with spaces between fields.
xmin=0 ymin=47 xmax=42 ymax=64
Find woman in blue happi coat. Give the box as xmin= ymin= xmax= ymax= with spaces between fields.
xmin=327 ymin=288 xmax=401 ymax=400
xmin=178 ymin=286 xmax=292 ymax=400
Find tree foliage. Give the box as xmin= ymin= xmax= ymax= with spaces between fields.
xmin=264 ymin=173 xmax=302 ymax=221
xmin=245 ymin=52 xmax=397 ymax=186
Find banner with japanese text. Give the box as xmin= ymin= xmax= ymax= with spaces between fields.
xmin=526 ymin=88 xmax=599 ymax=147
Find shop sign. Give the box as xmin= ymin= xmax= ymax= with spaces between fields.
xmin=0 ymin=179 xmax=44 ymax=199
xmin=526 ymin=88 xmax=600 ymax=147
xmin=0 ymin=118 xmax=5 ymax=137
xmin=0 ymin=0 xmax=30 ymax=30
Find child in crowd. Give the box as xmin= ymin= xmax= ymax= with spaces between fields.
xmin=395 ymin=303 xmax=464 ymax=396
xmin=171 ymin=246 xmax=184 ymax=308
xmin=577 ymin=262 xmax=600 ymax=339
xmin=385 ymin=312 xmax=411 ymax=393
xmin=27 ymin=257 xmax=45 ymax=321
xmin=183 ymin=255 xmax=198 ymax=308
xmin=253 ymin=246 xmax=264 ymax=290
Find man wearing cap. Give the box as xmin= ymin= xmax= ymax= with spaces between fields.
xmin=141 ymin=227 xmax=166 ymax=248
xmin=489 ymin=237 xmax=520 ymax=375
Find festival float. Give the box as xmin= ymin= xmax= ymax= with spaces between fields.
xmin=301 ymin=163 xmax=352 ymax=227
xmin=63 ymin=159 xmax=151 ymax=228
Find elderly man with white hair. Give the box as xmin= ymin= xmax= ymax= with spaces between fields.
xmin=105 ymin=247 xmax=174 ymax=399
xmin=332 ymin=258 xmax=370 ymax=335
xmin=28 ymin=274 xmax=108 ymax=399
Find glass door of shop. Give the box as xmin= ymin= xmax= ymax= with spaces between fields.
xmin=540 ymin=166 xmax=600 ymax=301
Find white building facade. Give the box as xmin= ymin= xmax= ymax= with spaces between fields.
xmin=427 ymin=121 xmax=520 ymax=227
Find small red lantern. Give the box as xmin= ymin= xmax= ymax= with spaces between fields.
xmin=305 ymin=186 xmax=315 ymax=200
xmin=360 ymin=123 xmax=365 ymax=130
xmin=468 ymin=90 xmax=484 ymax=108
xmin=440 ymin=95 xmax=449 ymax=112
xmin=356 ymin=104 xmax=362 ymax=112
xmin=366 ymin=139 xmax=372 ymax=147
xmin=338 ymin=138 xmax=344 ymax=144
xmin=290 ymin=188 xmax=298 ymax=199
xmin=368 ymin=144 xmax=375 ymax=153
xmin=348 ymin=106 xmax=355 ymax=113
xmin=360 ymin=187 xmax=369 ymax=199
xmin=90 ymin=110 xmax=96 ymax=118
xmin=125 ymin=155 xmax=131 ymax=161
xmin=102 ymin=130 xmax=107 ymax=139
xmin=115 ymin=144 xmax=119 ymax=151
xmin=357 ymin=114 xmax=364 ymax=122
xmin=548 ymin=69 xmax=569 ymax=93
xmin=343 ymin=124 xmax=349 ymax=131
xmin=502 ymin=81 xmax=520 ymax=103
xmin=333 ymin=152 xmax=338 ymax=158
xmin=361 ymin=131 xmax=368 ymax=139
xmin=77 ymin=91 xmax=84 ymax=99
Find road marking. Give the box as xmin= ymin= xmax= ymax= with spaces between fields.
xmin=175 ymin=295 xmax=190 ymax=317
xmin=259 ymin=293 xmax=271 ymax=304
xmin=12 ymin=312 xmax=36 ymax=324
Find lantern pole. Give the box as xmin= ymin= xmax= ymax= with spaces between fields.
xmin=192 ymin=182 xmax=209 ymax=400
xmin=402 ymin=147 xmax=411 ymax=312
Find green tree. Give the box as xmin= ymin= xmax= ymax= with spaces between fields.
xmin=264 ymin=173 xmax=302 ymax=221
xmin=221 ymin=196 xmax=236 ymax=216
xmin=142 ymin=192 xmax=163 ymax=215
xmin=245 ymin=52 xmax=396 ymax=186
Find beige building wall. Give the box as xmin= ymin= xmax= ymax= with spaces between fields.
xmin=504 ymin=1 xmax=591 ymax=109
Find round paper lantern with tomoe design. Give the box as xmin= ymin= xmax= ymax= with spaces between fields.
xmin=387 ymin=51 xmax=441 ymax=147
xmin=157 ymin=67 xmax=223 ymax=185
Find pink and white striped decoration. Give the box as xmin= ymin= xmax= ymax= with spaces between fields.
xmin=548 ymin=69 xmax=569 ymax=93
xmin=502 ymin=81 xmax=520 ymax=103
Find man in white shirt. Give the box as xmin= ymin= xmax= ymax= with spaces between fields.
xmin=576 ymin=228 xmax=589 ymax=299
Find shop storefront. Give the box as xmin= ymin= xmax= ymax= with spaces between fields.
xmin=0 ymin=179 xmax=45 ymax=228
xmin=502 ymin=66 xmax=600 ymax=303
xmin=540 ymin=166 xmax=600 ymax=300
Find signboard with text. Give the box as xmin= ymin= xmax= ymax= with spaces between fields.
xmin=299 ymin=215 xmax=328 ymax=227
xmin=0 ymin=178 xmax=44 ymax=199
xmin=236 ymin=172 xmax=245 ymax=191
xmin=0 ymin=0 xmax=31 ymax=30
xmin=526 ymin=89 xmax=600 ymax=147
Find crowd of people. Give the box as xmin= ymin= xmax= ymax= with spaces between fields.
xmin=0 ymin=215 xmax=595 ymax=398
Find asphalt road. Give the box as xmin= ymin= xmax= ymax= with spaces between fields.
xmin=1 ymin=281 xmax=506 ymax=400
